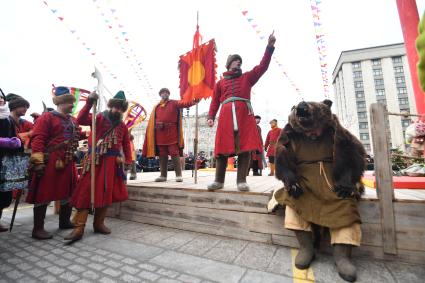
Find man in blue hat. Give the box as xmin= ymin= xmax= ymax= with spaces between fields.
xmin=27 ymin=86 xmax=82 ymax=239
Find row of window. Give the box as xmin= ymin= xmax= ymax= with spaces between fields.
xmin=351 ymin=57 xmax=403 ymax=70
xmin=355 ymin=87 xmax=406 ymax=98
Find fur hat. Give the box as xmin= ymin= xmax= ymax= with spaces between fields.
xmin=158 ymin=88 xmax=170 ymax=95
xmin=6 ymin=93 xmax=30 ymax=111
xmin=108 ymin=90 xmax=128 ymax=111
xmin=225 ymin=54 xmax=242 ymax=70
xmin=52 ymin=86 xmax=76 ymax=105
xmin=255 ymin=115 xmax=261 ymax=120
xmin=288 ymin=100 xmax=334 ymax=133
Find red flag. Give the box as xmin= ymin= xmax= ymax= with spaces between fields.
xmin=179 ymin=39 xmax=216 ymax=103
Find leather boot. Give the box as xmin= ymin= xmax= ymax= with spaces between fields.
xmin=64 ymin=209 xmax=89 ymax=242
xmin=294 ymin=230 xmax=315 ymax=269
xmin=155 ymin=156 xmax=168 ymax=182
xmin=32 ymin=205 xmax=53 ymax=240
xmin=59 ymin=203 xmax=74 ymax=229
xmin=236 ymin=152 xmax=251 ymax=191
xmin=172 ymin=156 xmax=183 ymax=182
xmin=0 ymin=209 xmax=8 ymax=232
xmin=334 ymin=244 xmax=357 ymax=282
xmin=269 ymin=163 xmax=275 ymax=176
xmin=208 ymin=156 xmax=228 ymax=190
xmin=93 ymin=207 xmax=111 ymax=234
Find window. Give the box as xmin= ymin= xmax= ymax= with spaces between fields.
xmin=395 ymin=76 xmax=405 ymax=84
xmin=374 ymin=79 xmax=384 ymax=86
xmin=401 ymin=119 xmax=411 ymax=127
xmin=352 ymin=61 xmax=361 ymax=69
xmin=394 ymin=66 xmax=404 ymax=74
xmin=397 ymin=87 xmax=407 ymax=95
xmin=358 ymin=112 xmax=367 ymax=119
xmin=372 ymin=59 xmax=381 ymax=66
xmin=355 ymin=91 xmax=364 ymax=98
xmin=359 ymin=122 xmax=368 ymax=129
xmin=356 ymin=101 xmax=366 ymax=108
xmin=373 ymin=69 xmax=383 ymax=76
xmin=399 ymin=97 xmax=409 ymax=105
xmin=392 ymin=57 xmax=402 ymax=64
xmin=353 ymin=71 xmax=362 ymax=78
xmin=360 ymin=133 xmax=369 ymax=140
xmin=376 ymin=89 xmax=385 ymax=96
xmin=354 ymin=81 xmax=363 ymax=88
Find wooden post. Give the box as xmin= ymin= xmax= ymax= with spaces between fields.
xmin=194 ymin=104 xmax=199 ymax=184
xmin=90 ymin=102 xmax=97 ymax=211
xmin=370 ymin=103 xmax=397 ymax=255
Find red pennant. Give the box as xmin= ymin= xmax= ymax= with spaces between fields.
xmin=242 ymin=11 xmax=248 ymax=16
xmin=58 ymin=17 xmax=64 ymax=21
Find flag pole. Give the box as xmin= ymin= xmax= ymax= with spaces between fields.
xmin=194 ymin=11 xmax=199 ymax=184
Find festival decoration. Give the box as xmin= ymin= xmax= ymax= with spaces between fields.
xmin=310 ymin=0 xmax=330 ymax=97
xmin=241 ymin=10 xmax=302 ymax=97
xmin=123 ymin=101 xmax=148 ymax=130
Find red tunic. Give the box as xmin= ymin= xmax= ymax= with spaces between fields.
xmin=208 ymin=46 xmax=274 ymax=156
xmin=265 ymin=127 xmax=282 ymax=157
xmin=155 ymin=100 xmax=186 ymax=145
xmin=251 ymin=125 xmax=264 ymax=169
xmin=26 ymin=112 xmax=79 ymax=204
xmin=71 ymin=102 xmax=132 ymax=209
xmin=11 ymin=118 xmax=33 ymax=149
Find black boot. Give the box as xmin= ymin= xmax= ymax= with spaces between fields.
xmin=208 ymin=156 xmax=228 ymax=190
xmin=236 ymin=152 xmax=251 ymax=191
xmin=32 ymin=205 xmax=53 ymax=240
xmin=294 ymin=230 xmax=315 ymax=269
xmin=59 ymin=203 xmax=74 ymax=229
xmin=334 ymin=244 xmax=357 ymax=282
xmin=171 ymin=156 xmax=183 ymax=182
xmin=155 ymin=156 xmax=168 ymax=182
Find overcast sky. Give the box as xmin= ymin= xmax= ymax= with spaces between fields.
xmin=1 ymin=0 xmax=424 ymax=130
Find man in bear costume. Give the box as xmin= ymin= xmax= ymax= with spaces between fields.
xmin=274 ymin=99 xmax=366 ymax=282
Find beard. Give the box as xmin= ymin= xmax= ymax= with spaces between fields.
xmin=108 ymin=111 xmax=123 ymax=122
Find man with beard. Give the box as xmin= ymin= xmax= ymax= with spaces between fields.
xmin=27 ymin=87 xmax=81 ymax=239
xmin=264 ymin=119 xmax=281 ymax=176
xmin=274 ymin=100 xmax=366 ymax=282
xmin=207 ymin=32 xmax=276 ymax=191
xmin=65 ymin=91 xmax=132 ymax=242
xmin=6 ymin=93 xmax=33 ymax=151
xmin=143 ymin=88 xmax=197 ymax=182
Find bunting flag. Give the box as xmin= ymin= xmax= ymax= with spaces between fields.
xmin=91 ymin=0 xmax=156 ymax=104
xmin=310 ymin=0 xmax=330 ymax=97
xmin=179 ymin=32 xmax=216 ymax=103
xmin=123 ymin=101 xmax=147 ymax=130
xmin=240 ymin=10 xmax=302 ymax=97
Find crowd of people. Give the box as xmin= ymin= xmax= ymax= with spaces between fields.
xmin=0 ymin=32 xmax=368 ymax=282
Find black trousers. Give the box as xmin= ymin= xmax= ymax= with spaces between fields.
xmin=0 ymin=191 xmax=13 ymax=210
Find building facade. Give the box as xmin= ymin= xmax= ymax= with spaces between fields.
xmin=332 ymin=43 xmax=417 ymax=153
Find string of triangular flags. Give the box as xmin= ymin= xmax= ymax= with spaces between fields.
xmin=310 ymin=0 xmax=330 ymax=98
xmin=41 ymin=0 xmax=131 ymax=99
xmin=91 ymin=0 xmax=156 ymax=104
xmin=241 ymin=10 xmax=302 ymax=97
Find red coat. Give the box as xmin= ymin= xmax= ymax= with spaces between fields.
xmin=155 ymin=100 xmax=187 ymax=145
xmin=27 ymin=112 xmax=80 ymax=204
xmin=251 ymin=125 xmax=264 ymax=169
xmin=265 ymin=127 xmax=282 ymax=157
xmin=71 ymin=102 xmax=132 ymax=209
xmin=208 ymin=47 xmax=274 ymax=156
xmin=11 ymin=118 xmax=33 ymax=149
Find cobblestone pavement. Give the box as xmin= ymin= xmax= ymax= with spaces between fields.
xmin=0 ymin=205 xmax=424 ymax=283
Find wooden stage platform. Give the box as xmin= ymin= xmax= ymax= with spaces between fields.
xmin=109 ymin=170 xmax=425 ymax=265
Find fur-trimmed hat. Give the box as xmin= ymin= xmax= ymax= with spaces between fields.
xmin=108 ymin=90 xmax=128 ymax=111
xmin=288 ymin=100 xmax=334 ymax=133
xmin=6 ymin=93 xmax=30 ymax=111
xmin=225 ymin=54 xmax=242 ymax=70
xmin=52 ymin=86 xmax=76 ymax=105
xmin=158 ymin=88 xmax=170 ymax=95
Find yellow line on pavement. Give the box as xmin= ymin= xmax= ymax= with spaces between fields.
xmin=291 ymin=249 xmax=315 ymax=283
xmin=3 ymin=205 xmax=33 ymax=212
